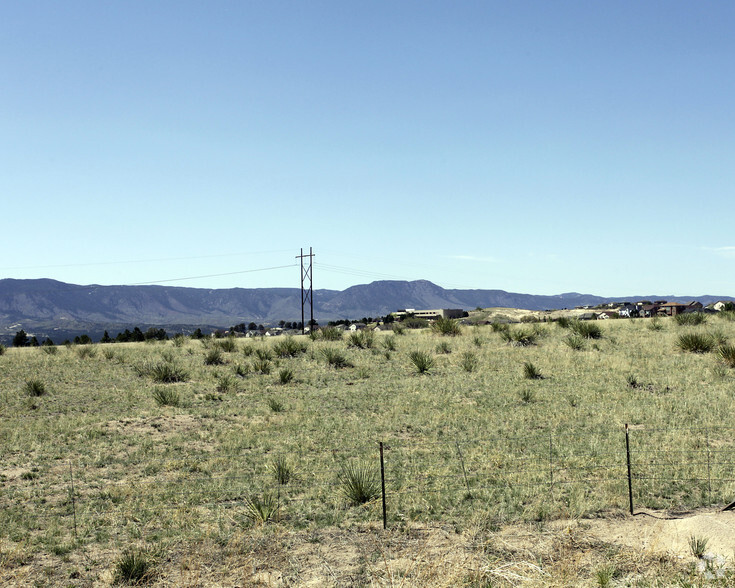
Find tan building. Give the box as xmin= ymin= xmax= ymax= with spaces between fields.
xmin=392 ymin=308 xmax=465 ymax=320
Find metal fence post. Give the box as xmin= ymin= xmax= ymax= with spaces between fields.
xmin=379 ymin=442 xmax=387 ymax=530
xmin=625 ymin=424 xmax=634 ymax=515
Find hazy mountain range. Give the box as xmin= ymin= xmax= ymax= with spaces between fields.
xmin=0 ymin=278 xmax=731 ymax=343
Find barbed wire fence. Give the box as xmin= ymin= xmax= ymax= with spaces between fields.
xmin=4 ymin=425 xmax=735 ymax=546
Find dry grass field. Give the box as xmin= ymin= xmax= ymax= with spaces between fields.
xmin=2 ymin=311 xmax=735 ymax=586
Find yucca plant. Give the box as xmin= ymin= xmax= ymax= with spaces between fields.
xmin=254 ymin=348 xmax=273 ymax=361
xmin=460 ymin=351 xmax=478 ymax=373
xmin=217 ymin=337 xmax=238 ymax=352
xmin=25 ymin=378 xmax=47 ymax=397
xmin=688 ymin=535 xmax=709 ymax=558
xmin=382 ymin=336 xmax=397 ymax=351
xmin=339 ymin=462 xmax=380 ymax=506
xmin=75 ymin=345 xmax=96 ymax=359
xmin=152 ymin=386 xmax=180 ymax=407
xmin=320 ymin=326 xmax=344 ymax=341
xmin=277 ymin=367 xmax=294 ymax=384
xmin=555 ymin=316 xmax=572 ymax=329
xmin=677 ymin=332 xmax=715 ymax=353
xmin=271 ymin=456 xmax=292 ymax=485
xmin=102 ymin=348 xmax=115 ymax=360
xmin=435 ymin=341 xmax=452 ymax=354
xmin=136 ymin=361 xmax=188 ymax=383
xmin=717 ymin=344 xmax=735 ymax=367
xmin=500 ymin=327 xmax=537 ymax=347
xmin=267 ymin=397 xmax=285 ymax=413
xmin=563 ymin=334 xmax=585 ymax=351
xmin=172 ymin=334 xmax=186 ymax=347
xmin=272 ymin=336 xmax=307 ymax=357
xmin=234 ymin=363 xmax=251 ymax=377
xmin=252 ymin=358 xmax=272 ymax=374
xmin=321 ymin=347 xmax=353 ymax=369
xmin=113 ymin=549 xmax=154 ymax=585
xmin=431 ymin=316 xmax=462 ymax=336
xmin=216 ymin=374 xmax=238 ymax=393
xmin=243 ymin=493 xmax=279 ymax=525
xmin=675 ymin=312 xmax=707 ymax=326
xmin=409 ymin=350 xmax=434 ymax=374
xmin=570 ymin=320 xmax=602 ymax=339
xmin=523 ymin=361 xmax=543 ymax=380
xmin=348 ymin=330 xmax=375 ymax=349
xmin=204 ymin=348 xmax=225 ymax=366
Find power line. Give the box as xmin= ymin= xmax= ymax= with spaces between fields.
xmin=128 ymin=264 xmax=297 ymax=285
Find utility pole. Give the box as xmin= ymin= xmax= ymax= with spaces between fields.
xmin=296 ymin=247 xmax=314 ymax=335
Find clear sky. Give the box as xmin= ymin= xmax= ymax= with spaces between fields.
xmin=3 ymin=2 xmax=734 ymax=296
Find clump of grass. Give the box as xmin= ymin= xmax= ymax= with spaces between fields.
xmin=102 ymin=348 xmax=115 ymax=360
xmin=491 ymin=322 xmax=510 ymax=333
xmin=717 ymin=344 xmax=735 ymax=368
xmin=556 ymin=316 xmax=572 ymax=329
xmin=595 ymin=565 xmax=617 ymax=588
xmin=409 ymin=350 xmax=434 ymax=374
xmin=570 ymin=320 xmax=602 ymax=339
xmin=136 ymin=361 xmax=189 ymax=383
xmin=204 ymin=348 xmax=225 ymax=366
xmin=217 ymin=337 xmax=238 ymax=352
xmin=0 ymin=344 xmax=6 ymax=355
xmin=718 ymin=310 xmax=735 ymax=322
xmin=321 ymin=347 xmax=353 ymax=369
xmin=431 ymin=316 xmax=462 ymax=336
xmin=391 ymin=323 xmax=405 ymax=335
xmin=460 ymin=351 xmax=478 ymax=373
xmin=675 ymin=312 xmax=708 ymax=326
xmin=216 ymin=374 xmax=238 ymax=393
xmin=677 ymin=332 xmax=715 ymax=354
xmin=688 ymin=535 xmax=709 ymax=558
xmin=563 ymin=334 xmax=585 ymax=350
xmin=113 ymin=549 xmax=154 ymax=585
xmin=172 ymin=334 xmax=186 ymax=347
xmin=472 ymin=335 xmax=483 ymax=348
xmin=267 ymin=397 xmax=285 ymax=413
xmin=277 ymin=367 xmax=294 ymax=384
xmin=271 ymin=456 xmax=292 ymax=485
xmin=523 ymin=361 xmax=543 ymax=380
xmin=152 ymin=386 xmax=180 ymax=407
xmin=648 ymin=317 xmax=664 ymax=331
xmin=519 ymin=388 xmax=536 ymax=403
xmin=25 ymin=379 xmax=47 ymax=397
xmin=435 ymin=341 xmax=452 ymax=354
xmin=320 ymin=326 xmax=344 ymax=341
xmin=241 ymin=345 xmax=254 ymax=357
xmin=339 ymin=462 xmax=380 ymax=506
xmin=348 ymin=330 xmax=375 ymax=349
xmin=243 ymin=493 xmax=279 ymax=525
xmin=252 ymin=358 xmax=272 ymax=374
xmin=272 ymin=336 xmax=307 ymax=357
xmin=500 ymin=327 xmax=538 ymax=347
xmin=75 ymin=345 xmax=97 ymax=359
xmin=626 ymin=374 xmax=640 ymax=389
xmin=254 ymin=348 xmax=273 ymax=361
xmin=382 ymin=336 xmax=397 ymax=351
xmin=234 ymin=363 xmax=251 ymax=378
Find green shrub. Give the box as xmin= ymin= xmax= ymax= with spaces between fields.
xmin=563 ymin=334 xmax=585 ymax=351
xmin=234 ymin=363 xmax=251 ymax=377
xmin=172 ymin=334 xmax=186 ymax=347
xmin=675 ymin=312 xmax=707 ymax=326
xmin=277 ymin=367 xmax=294 ymax=384
xmin=217 ymin=337 xmax=238 ymax=352
xmin=152 ymin=387 xmax=180 ymax=407
xmin=0 ymin=344 xmax=5 ymax=355
xmin=243 ymin=493 xmax=279 ymax=525
xmin=556 ymin=317 xmax=572 ymax=329
xmin=717 ymin=344 xmax=735 ymax=368
xmin=204 ymin=349 xmax=225 ymax=366
xmin=75 ymin=345 xmax=97 ymax=359
xmin=321 ymin=347 xmax=353 ymax=369
xmin=431 ymin=316 xmax=462 ymax=336
xmin=570 ymin=320 xmax=602 ymax=339
xmin=403 ymin=317 xmax=428 ymax=329
xmin=348 ymin=330 xmax=375 ymax=349
xmin=271 ymin=456 xmax=292 ymax=485
xmin=252 ymin=358 xmax=272 ymax=375
xmin=677 ymin=332 xmax=715 ymax=353
xmin=647 ymin=317 xmax=664 ymax=331
xmin=500 ymin=327 xmax=538 ymax=347
xmin=25 ymin=379 xmax=47 ymax=397
xmin=267 ymin=397 xmax=285 ymax=413
xmin=41 ymin=345 xmax=58 ymax=355
xmin=460 ymin=351 xmax=478 ymax=373
xmin=254 ymin=348 xmax=273 ymax=361
xmin=320 ymin=327 xmax=344 ymax=341
xmin=136 ymin=361 xmax=189 ymax=383
xmin=523 ymin=361 xmax=543 ymax=380
xmin=113 ymin=549 xmax=154 ymax=585
xmin=272 ymin=336 xmax=307 ymax=357
xmin=435 ymin=341 xmax=452 ymax=354
xmin=409 ymin=350 xmax=434 ymax=374
xmin=339 ymin=462 xmax=380 ymax=506
xmin=391 ymin=324 xmax=405 ymax=335
xmin=102 ymin=348 xmax=115 ymax=360
xmin=216 ymin=374 xmax=238 ymax=393
xmin=382 ymin=336 xmax=397 ymax=351
xmin=241 ymin=345 xmax=254 ymax=357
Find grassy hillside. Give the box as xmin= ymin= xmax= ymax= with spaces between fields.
xmin=2 ymin=313 xmax=735 ymax=585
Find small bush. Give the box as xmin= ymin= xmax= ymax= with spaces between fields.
xmin=677 ymin=332 xmax=715 ymax=354
xmin=563 ymin=334 xmax=585 ymax=351
xmin=491 ymin=322 xmax=510 ymax=333
xmin=348 ymin=330 xmax=375 ymax=349
xmin=0 ymin=344 xmax=6 ymax=355
xmin=218 ymin=338 xmax=238 ymax=352
xmin=431 ymin=316 xmax=462 ymax=336
xmin=204 ymin=349 xmax=225 ymax=366
xmin=675 ymin=312 xmax=707 ymax=326
xmin=339 ymin=462 xmax=380 ymax=506
xmin=321 ymin=347 xmax=353 ymax=369
xmin=113 ymin=549 xmax=154 ymax=585
xmin=137 ymin=361 xmax=189 ymax=383
xmin=500 ymin=327 xmax=538 ymax=347
xmin=234 ymin=363 xmax=251 ymax=377
xmin=409 ymin=350 xmax=434 ymax=374
xmin=688 ymin=535 xmax=709 ymax=559
xmin=472 ymin=335 xmax=483 ymax=348
xmin=647 ymin=317 xmax=664 ymax=331
xmin=277 ymin=367 xmax=294 ymax=384
xmin=626 ymin=374 xmax=640 ymax=389
xmin=271 ymin=456 xmax=292 ymax=485
xmin=272 ymin=336 xmax=307 ymax=357
xmin=172 ymin=334 xmax=186 ymax=347
xmin=244 ymin=493 xmax=279 ymax=525
xmin=254 ymin=348 xmax=273 ymax=361
xmin=320 ymin=327 xmax=344 ymax=341
xmin=460 ymin=351 xmax=478 ymax=373
xmin=391 ymin=324 xmax=405 ymax=335
xmin=102 ymin=348 xmax=115 ymax=360
xmin=152 ymin=387 xmax=180 ymax=407
xmin=252 ymin=358 xmax=272 ymax=374
xmin=241 ymin=345 xmax=254 ymax=357
xmin=555 ymin=317 xmax=572 ymax=329
xmin=570 ymin=320 xmax=602 ymax=339
xmin=717 ymin=344 xmax=735 ymax=368
xmin=268 ymin=397 xmax=285 ymax=413
xmin=41 ymin=345 xmax=58 ymax=355
xmin=519 ymin=389 xmax=536 ymax=404
xmin=523 ymin=361 xmax=543 ymax=380
xmin=216 ymin=374 xmax=238 ymax=393
xmin=25 ymin=379 xmax=47 ymax=397
xmin=382 ymin=336 xmax=397 ymax=351
xmin=436 ymin=341 xmax=452 ymax=354
xmin=75 ymin=345 xmax=97 ymax=359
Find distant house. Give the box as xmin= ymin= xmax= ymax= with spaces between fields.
xmin=617 ymin=304 xmax=639 ymax=318
xmin=391 ymin=308 xmax=465 ymax=320
xmin=348 ymin=323 xmax=366 ymax=331
xmin=578 ymin=312 xmax=598 ymax=321
xmin=659 ymin=302 xmax=687 ymax=316
xmin=597 ymin=311 xmax=619 ymax=320
xmin=639 ymin=304 xmax=659 ymax=318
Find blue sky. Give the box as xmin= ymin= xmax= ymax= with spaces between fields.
xmin=3 ymin=2 xmax=734 ymax=296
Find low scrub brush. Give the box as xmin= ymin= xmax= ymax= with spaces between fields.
xmin=431 ymin=316 xmax=462 ymax=336
xmin=677 ymin=332 xmax=715 ymax=354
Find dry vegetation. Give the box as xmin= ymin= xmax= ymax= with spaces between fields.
xmin=2 ymin=312 xmax=735 ymax=586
